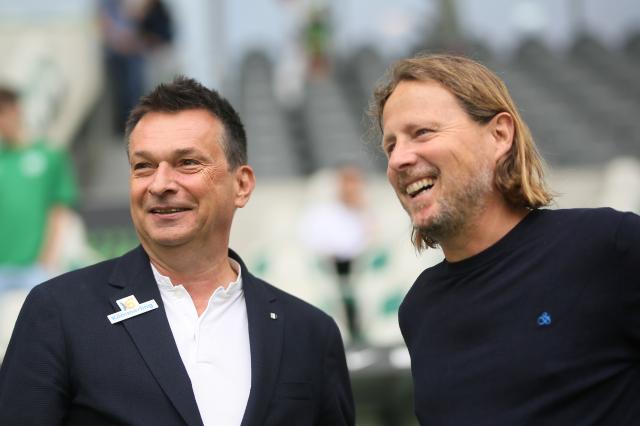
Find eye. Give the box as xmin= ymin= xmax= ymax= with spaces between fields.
xmin=178 ymin=158 xmax=203 ymax=172
xmin=383 ymin=141 xmax=395 ymax=157
xmin=415 ymin=128 xmax=432 ymax=138
xmin=131 ymin=161 xmax=155 ymax=177
xmin=180 ymin=158 xmax=202 ymax=166
xmin=133 ymin=162 xmax=152 ymax=170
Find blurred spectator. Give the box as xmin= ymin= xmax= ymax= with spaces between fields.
xmin=0 ymin=86 xmax=78 ymax=291
xmin=299 ymin=165 xmax=372 ymax=342
xmin=274 ymin=0 xmax=308 ymax=109
xmin=100 ymin=0 xmax=174 ymax=134
xmin=138 ymin=0 xmax=174 ymax=48
xmin=303 ymin=4 xmax=333 ymax=78
xmin=138 ymin=0 xmax=176 ymax=91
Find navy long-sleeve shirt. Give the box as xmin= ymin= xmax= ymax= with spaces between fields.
xmin=400 ymin=208 xmax=640 ymax=425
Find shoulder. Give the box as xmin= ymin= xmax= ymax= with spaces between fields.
xmin=27 ymin=256 xmax=120 ymax=306
xmin=41 ymin=256 xmax=118 ymax=287
xmin=233 ymin=248 xmax=337 ymax=326
xmin=525 ymin=208 xmax=625 ymax=242
xmin=256 ymin=276 xmax=336 ymax=325
xmin=542 ymin=207 xmax=633 ymax=240
xmin=398 ymin=261 xmax=443 ymax=325
xmin=247 ymin=275 xmax=347 ymax=353
xmin=403 ymin=260 xmax=444 ymax=299
xmin=534 ymin=206 xmax=627 ymax=226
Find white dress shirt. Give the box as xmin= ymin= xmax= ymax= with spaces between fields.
xmin=151 ymin=260 xmax=251 ymax=426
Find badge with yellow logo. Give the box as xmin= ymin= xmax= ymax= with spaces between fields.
xmin=108 ymin=295 xmax=158 ymax=324
xmin=117 ymin=295 xmax=140 ymax=311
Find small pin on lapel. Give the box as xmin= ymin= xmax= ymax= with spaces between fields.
xmin=270 ymin=312 xmax=278 ymax=320
xmin=108 ymin=297 xmax=159 ymax=324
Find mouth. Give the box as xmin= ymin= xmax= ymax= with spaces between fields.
xmin=405 ymin=177 xmax=436 ymax=198
xmin=149 ymin=207 xmax=191 ymax=215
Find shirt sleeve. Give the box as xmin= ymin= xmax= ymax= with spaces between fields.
xmin=0 ymin=285 xmax=69 ymax=425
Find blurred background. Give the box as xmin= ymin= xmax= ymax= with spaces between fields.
xmin=1 ymin=0 xmax=640 ymax=424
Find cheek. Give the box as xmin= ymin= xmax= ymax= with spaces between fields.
xmin=129 ymin=180 xmax=146 ymax=203
xmin=386 ymin=167 xmax=396 ymax=186
xmin=389 ymin=174 xmax=407 ymax=199
xmin=196 ymin=168 xmax=235 ymax=203
xmin=387 ymin=171 xmax=400 ymax=195
xmin=202 ymin=164 xmax=227 ymax=185
xmin=202 ymin=169 xmax=216 ymax=184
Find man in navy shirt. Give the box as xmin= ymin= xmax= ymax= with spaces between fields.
xmin=370 ymin=53 xmax=640 ymax=425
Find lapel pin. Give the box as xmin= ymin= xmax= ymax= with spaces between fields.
xmin=270 ymin=312 xmax=278 ymax=320
xmin=117 ymin=295 xmax=140 ymax=311
xmin=108 ymin=295 xmax=159 ymax=324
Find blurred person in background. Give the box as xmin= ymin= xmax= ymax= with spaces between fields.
xmin=100 ymin=0 xmax=174 ymax=134
xmin=299 ymin=165 xmax=372 ymax=343
xmin=137 ymin=0 xmax=176 ymax=91
xmin=138 ymin=0 xmax=173 ymax=49
xmin=0 ymin=77 xmax=354 ymax=426
xmin=371 ymin=53 xmax=640 ymax=425
xmin=0 ymin=86 xmax=78 ymax=293
xmin=303 ymin=4 xmax=333 ymax=78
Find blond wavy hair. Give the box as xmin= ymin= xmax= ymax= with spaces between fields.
xmin=370 ymin=53 xmax=553 ymax=250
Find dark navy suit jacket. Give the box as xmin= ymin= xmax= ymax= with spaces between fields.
xmin=0 ymin=246 xmax=354 ymax=425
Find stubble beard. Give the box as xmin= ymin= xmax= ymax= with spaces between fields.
xmin=414 ymin=165 xmax=494 ymax=244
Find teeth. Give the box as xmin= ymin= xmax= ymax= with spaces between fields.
xmin=406 ymin=178 xmax=435 ymax=196
xmin=153 ymin=208 xmax=186 ymax=214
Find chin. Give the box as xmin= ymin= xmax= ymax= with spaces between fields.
xmin=153 ymin=239 xmax=187 ymax=247
xmin=412 ymin=219 xmax=434 ymax=232
xmin=410 ymin=208 xmax=437 ymax=230
xmin=145 ymin=232 xmax=192 ymax=247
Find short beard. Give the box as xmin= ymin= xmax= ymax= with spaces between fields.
xmin=415 ymin=166 xmax=493 ymax=245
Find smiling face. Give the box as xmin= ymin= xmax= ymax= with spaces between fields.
xmin=382 ymin=80 xmax=498 ymax=243
xmin=128 ymin=109 xmax=254 ymax=253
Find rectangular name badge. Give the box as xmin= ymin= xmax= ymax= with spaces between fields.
xmin=108 ymin=295 xmax=159 ymax=324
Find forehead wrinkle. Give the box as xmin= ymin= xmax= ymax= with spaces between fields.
xmin=388 ymin=80 xmax=461 ymax=114
xmin=130 ymin=113 xmax=225 ymax=159
xmin=134 ymin=110 xmax=222 ymax=139
xmin=130 ymin=147 xmax=204 ymax=159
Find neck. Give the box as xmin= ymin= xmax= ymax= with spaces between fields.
xmin=144 ymin=241 xmax=238 ymax=314
xmin=440 ymin=198 xmax=529 ymax=263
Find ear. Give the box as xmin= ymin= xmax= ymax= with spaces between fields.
xmin=490 ymin=112 xmax=514 ymax=162
xmin=233 ymin=165 xmax=256 ymax=208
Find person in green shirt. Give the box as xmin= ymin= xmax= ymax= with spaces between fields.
xmin=0 ymin=86 xmax=78 ymax=290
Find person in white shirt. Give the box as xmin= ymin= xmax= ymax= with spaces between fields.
xmin=0 ymin=76 xmax=355 ymax=426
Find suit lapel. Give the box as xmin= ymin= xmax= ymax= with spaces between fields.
xmin=108 ymin=246 xmax=203 ymax=426
xmin=235 ymin=251 xmax=284 ymax=426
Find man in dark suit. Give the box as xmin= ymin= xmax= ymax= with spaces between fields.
xmin=0 ymin=76 xmax=354 ymax=426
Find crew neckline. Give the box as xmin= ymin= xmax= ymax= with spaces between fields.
xmin=437 ymin=209 xmax=545 ymax=276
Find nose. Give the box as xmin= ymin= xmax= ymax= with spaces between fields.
xmin=387 ymin=140 xmax=418 ymax=172
xmin=148 ymin=162 xmax=178 ymax=196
